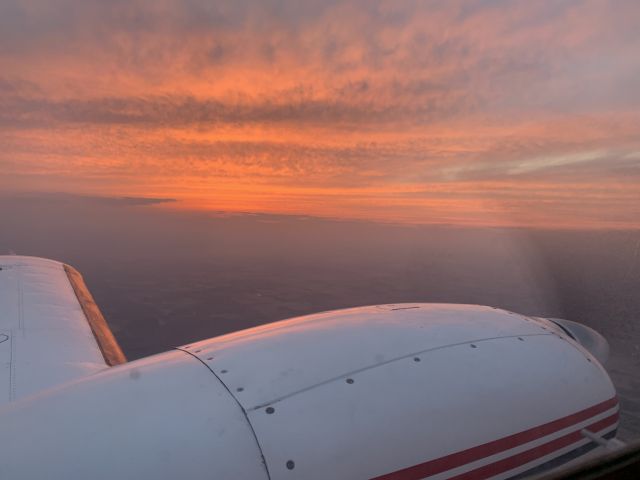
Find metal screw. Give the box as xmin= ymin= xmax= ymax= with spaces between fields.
xmin=518 ymin=337 xmax=524 ymax=341
xmin=286 ymin=460 xmax=295 ymax=470
xmin=413 ymin=357 xmax=421 ymax=362
xmin=470 ymin=344 xmax=477 ymax=348
xmin=266 ymin=407 xmax=275 ymax=414
xmin=346 ymin=378 xmax=354 ymax=384
xmin=236 ymin=387 xmax=244 ymax=392
xmin=207 ymin=357 xmax=214 ymax=361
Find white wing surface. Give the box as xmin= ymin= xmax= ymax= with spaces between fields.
xmin=0 ymin=256 xmax=125 ymax=404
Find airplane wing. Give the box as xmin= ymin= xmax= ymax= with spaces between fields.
xmin=0 ymin=258 xmax=622 ymax=479
xmin=0 ymin=256 xmax=125 ymax=404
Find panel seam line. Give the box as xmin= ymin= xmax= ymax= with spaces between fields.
xmin=176 ymin=347 xmax=272 ymax=480
xmin=248 ymin=332 xmax=553 ymax=411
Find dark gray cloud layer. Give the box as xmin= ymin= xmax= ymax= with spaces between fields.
xmin=1 ymin=192 xmax=176 ymax=207
xmin=0 ymin=92 xmax=471 ymax=128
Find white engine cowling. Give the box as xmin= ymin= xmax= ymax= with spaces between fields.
xmin=0 ymin=304 xmax=618 ymax=479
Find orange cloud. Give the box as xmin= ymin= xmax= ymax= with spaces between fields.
xmin=1 ymin=0 xmax=639 ymax=228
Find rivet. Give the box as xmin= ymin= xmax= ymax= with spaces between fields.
xmin=286 ymin=460 xmax=295 ymax=470
xmin=413 ymin=357 xmax=421 ymax=362
xmin=236 ymin=387 xmax=244 ymax=392
xmin=207 ymin=357 xmax=214 ymax=361
xmin=221 ymin=369 xmax=228 ymax=374
xmin=346 ymin=378 xmax=354 ymax=384
xmin=470 ymin=344 xmax=477 ymax=348
xmin=266 ymin=407 xmax=275 ymax=414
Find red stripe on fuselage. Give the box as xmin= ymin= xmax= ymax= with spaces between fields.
xmin=371 ymin=397 xmax=618 ymax=480
xmin=448 ymin=413 xmax=619 ymax=480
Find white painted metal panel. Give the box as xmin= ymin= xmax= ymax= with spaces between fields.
xmin=181 ymin=304 xmax=550 ymax=411
xmin=0 ymin=350 xmax=269 ymax=480
xmin=243 ymin=334 xmax=616 ymax=480
xmin=0 ymin=256 xmax=106 ymax=403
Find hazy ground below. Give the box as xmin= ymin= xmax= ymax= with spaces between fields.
xmin=1 ymin=193 xmax=639 ymax=440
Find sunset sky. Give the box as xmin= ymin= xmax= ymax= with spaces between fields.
xmin=1 ymin=0 xmax=639 ymax=228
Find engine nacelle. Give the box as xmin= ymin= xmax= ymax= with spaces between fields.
xmin=0 ymin=304 xmax=618 ymax=479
